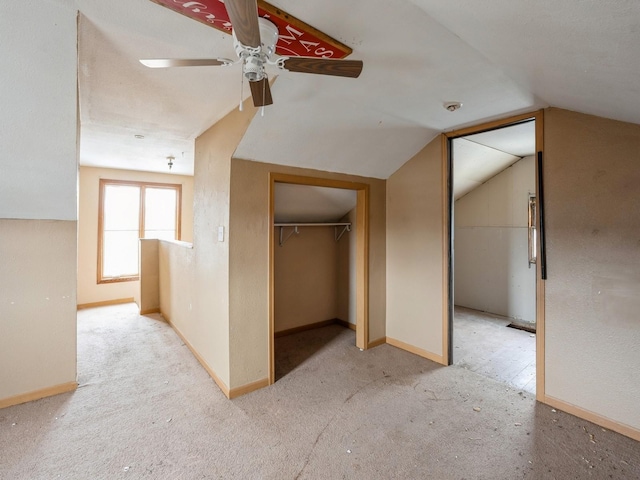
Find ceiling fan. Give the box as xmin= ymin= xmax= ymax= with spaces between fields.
xmin=140 ymin=0 xmax=363 ymax=108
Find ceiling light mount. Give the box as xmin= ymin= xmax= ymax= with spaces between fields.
xmin=167 ymin=155 xmax=175 ymax=170
xmin=444 ymin=102 xmax=463 ymax=112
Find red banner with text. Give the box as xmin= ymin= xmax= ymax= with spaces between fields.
xmin=149 ymin=0 xmax=351 ymax=59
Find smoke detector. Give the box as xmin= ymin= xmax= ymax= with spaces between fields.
xmin=444 ymin=102 xmax=463 ymax=112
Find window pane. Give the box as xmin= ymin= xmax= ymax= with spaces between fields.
xmin=103 ymin=231 xmax=139 ymax=277
xmin=104 ymin=186 xmax=140 ymax=231
xmin=144 ymin=188 xmax=177 ymax=239
xmin=102 ymin=184 xmax=140 ymax=279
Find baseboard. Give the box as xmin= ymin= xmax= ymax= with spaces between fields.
xmin=165 ymin=317 xmax=231 ymax=399
xmin=275 ymin=319 xmax=336 ymax=337
xmin=77 ymin=297 xmax=134 ymax=310
xmin=140 ymin=307 xmax=160 ymax=315
xmin=167 ymin=316 xmax=270 ymax=400
xmin=386 ymin=336 xmax=446 ymax=365
xmin=543 ymin=395 xmax=640 ymax=442
xmin=275 ymin=318 xmax=355 ymax=337
xmin=229 ymin=378 xmax=270 ymax=399
xmin=334 ymin=319 xmax=357 ymax=331
xmin=0 ymin=381 xmax=77 ymax=410
xmin=367 ymin=337 xmax=386 ymax=348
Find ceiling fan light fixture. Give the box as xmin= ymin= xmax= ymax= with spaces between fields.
xmin=258 ymin=18 xmax=279 ymax=57
xmin=244 ymin=55 xmax=265 ymax=82
xmin=232 ymin=18 xmax=279 ymax=84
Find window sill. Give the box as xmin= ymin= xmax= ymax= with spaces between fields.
xmin=98 ymin=276 xmax=139 ymax=285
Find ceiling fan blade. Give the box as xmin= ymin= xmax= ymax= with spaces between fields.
xmin=225 ymin=0 xmax=261 ymax=48
xmin=249 ymin=78 xmax=273 ymax=107
xmin=279 ymin=57 xmax=363 ymax=78
xmin=140 ymin=59 xmax=230 ymax=68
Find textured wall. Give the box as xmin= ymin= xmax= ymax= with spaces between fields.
xmin=138 ymin=239 xmax=159 ymax=312
xmin=386 ymin=135 xmax=445 ymax=360
xmin=454 ymin=156 xmax=536 ymax=322
xmin=274 ymin=227 xmax=339 ymax=332
xmin=0 ymin=220 xmax=77 ymax=399
xmin=158 ymin=100 xmax=257 ymax=388
xmin=544 ymin=108 xmax=640 ymax=432
xmin=0 ymin=1 xmax=77 ymax=221
xmin=0 ymin=1 xmax=78 ymax=402
xmin=228 ymin=159 xmax=386 ymax=388
xmin=337 ymin=208 xmax=357 ymax=326
xmin=77 ymin=166 xmax=194 ymax=305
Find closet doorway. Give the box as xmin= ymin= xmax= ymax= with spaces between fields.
xmin=268 ymin=174 xmax=369 ymax=384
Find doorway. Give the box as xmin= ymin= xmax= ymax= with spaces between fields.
xmin=268 ymin=173 xmax=370 ymax=385
xmin=445 ymin=112 xmax=545 ymax=399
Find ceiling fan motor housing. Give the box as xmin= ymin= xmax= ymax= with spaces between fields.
xmin=233 ymin=18 xmax=279 ymax=82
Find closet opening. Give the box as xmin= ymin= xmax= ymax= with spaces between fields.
xmin=445 ymin=112 xmax=545 ymax=398
xmin=268 ymin=174 xmax=369 ymax=384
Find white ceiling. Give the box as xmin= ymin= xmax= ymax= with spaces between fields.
xmin=453 ymin=121 xmax=535 ymax=199
xmin=76 ymin=0 xmax=640 ymax=179
xmin=274 ymin=184 xmax=357 ymax=223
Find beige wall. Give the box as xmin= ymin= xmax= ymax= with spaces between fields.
xmin=337 ymin=208 xmax=357 ymax=325
xmin=138 ymin=239 xmax=160 ymax=313
xmin=0 ymin=1 xmax=78 ymax=403
xmin=543 ymin=108 xmax=640 ymax=432
xmin=145 ymin=103 xmax=640 ymax=439
xmin=228 ymin=159 xmax=386 ymax=388
xmin=0 ymin=220 xmax=77 ymax=400
xmin=77 ymin=166 xmax=194 ymax=306
xmin=274 ymin=226 xmax=339 ymax=332
xmin=455 ymin=155 xmax=536 ymax=323
xmin=158 ymin=101 xmax=258 ymax=389
xmin=386 ymin=135 xmax=445 ymax=361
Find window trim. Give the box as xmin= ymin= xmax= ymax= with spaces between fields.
xmin=97 ymin=179 xmax=182 ymax=284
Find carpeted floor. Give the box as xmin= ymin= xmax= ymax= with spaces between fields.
xmin=0 ymin=303 xmax=638 ymax=479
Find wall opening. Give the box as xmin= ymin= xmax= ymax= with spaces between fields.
xmin=268 ymin=174 xmax=369 ymax=385
xmin=445 ymin=113 xmax=545 ymax=398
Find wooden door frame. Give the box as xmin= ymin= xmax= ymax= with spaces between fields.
xmin=268 ymin=173 xmax=370 ymax=385
xmin=442 ymin=110 xmax=546 ymax=401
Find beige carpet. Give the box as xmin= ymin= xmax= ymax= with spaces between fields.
xmin=0 ymin=303 xmax=638 ymax=479
xmin=454 ymin=306 xmax=537 ymax=395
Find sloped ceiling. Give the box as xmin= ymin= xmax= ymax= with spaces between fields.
xmin=76 ymin=0 xmax=640 ymax=178
xmin=453 ymin=121 xmax=536 ymax=199
xmin=274 ymin=184 xmax=357 ymax=223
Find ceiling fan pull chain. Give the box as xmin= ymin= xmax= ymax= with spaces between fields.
xmin=239 ymin=62 xmax=244 ymax=112
xmin=261 ymin=77 xmax=266 ymax=117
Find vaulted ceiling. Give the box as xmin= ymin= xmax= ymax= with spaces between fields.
xmin=76 ymin=0 xmax=640 ymax=178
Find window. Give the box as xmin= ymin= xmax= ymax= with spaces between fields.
xmin=528 ymin=194 xmax=537 ymax=267
xmin=98 ymin=179 xmax=181 ymax=283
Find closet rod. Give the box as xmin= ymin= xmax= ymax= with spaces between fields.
xmin=276 ymin=223 xmax=352 ymax=246
xmin=274 ymin=222 xmax=351 ymax=227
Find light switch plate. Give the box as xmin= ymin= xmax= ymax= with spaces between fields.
xmin=217 ymin=226 xmax=224 ymax=242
